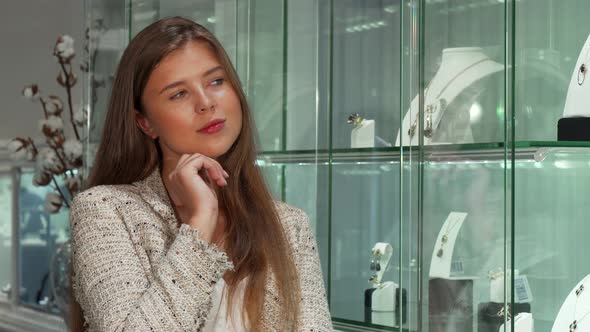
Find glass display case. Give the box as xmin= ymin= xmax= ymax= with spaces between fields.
xmin=17 ymin=171 xmax=70 ymax=313
xmin=0 ymin=173 xmax=13 ymax=300
xmin=83 ymin=1 xmax=590 ymax=331
xmin=0 ymin=165 xmax=69 ymax=332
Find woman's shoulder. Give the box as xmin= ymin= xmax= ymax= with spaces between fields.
xmin=272 ymin=200 xmax=313 ymax=241
xmin=273 ymin=200 xmax=308 ymax=221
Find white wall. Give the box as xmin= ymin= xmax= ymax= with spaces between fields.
xmin=0 ymin=0 xmax=84 ymax=149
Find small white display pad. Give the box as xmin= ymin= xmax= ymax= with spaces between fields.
xmin=552 ymin=274 xmax=590 ymax=332
xmin=371 ymin=281 xmax=398 ymax=327
xmin=396 ymin=47 xmax=503 ymax=146
xmin=429 ymin=212 xmax=468 ymax=278
xmin=563 ymin=34 xmax=590 ymax=118
xmin=351 ymin=119 xmax=375 ymax=148
xmin=500 ymin=313 xmax=534 ymax=332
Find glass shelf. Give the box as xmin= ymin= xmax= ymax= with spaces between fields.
xmin=258 ymin=142 xmax=590 ymax=165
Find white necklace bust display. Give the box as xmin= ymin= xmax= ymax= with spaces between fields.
xmin=429 ymin=212 xmax=467 ymax=279
xmin=552 ymin=274 xmax=590 ymax=332
xmin=563 ymin=33 xmax=590 ymax=118
xmin=396 ymin=47 xmax=503 ymax=146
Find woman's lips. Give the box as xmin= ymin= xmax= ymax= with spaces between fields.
xmin=198 ymin=119 xmax=225 ymax=134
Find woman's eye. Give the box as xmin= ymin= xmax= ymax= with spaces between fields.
xmin=170 ymin=91 xmax=186 ymax=100
xmin=211 ymin=78 xmax=224 ymax=86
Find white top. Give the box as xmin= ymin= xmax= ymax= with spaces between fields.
xmin=202 ymin=278 xmax=249 ymax=331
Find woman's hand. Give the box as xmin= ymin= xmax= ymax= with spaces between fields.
xmin=166 ymin=153 xmax=229 ymax=242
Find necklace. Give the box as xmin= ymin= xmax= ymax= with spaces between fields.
xmin=436 ymin=217 xmax=460 ymax=258
xmin=408 ymin=58 xmax=491 ymax=140
xmin=578 ymin=44 xmax=590 ymax=86
xmin=570 ymin=283 xmax=590 ymax=331
xmin=497 ymin=304 xmax=511 ymax=321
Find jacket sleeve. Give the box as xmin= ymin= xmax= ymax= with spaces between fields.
xmin=291 ymin=209 xmax=333 ymax=331
xmin=70 ymin=187 xmax=233 ymax=331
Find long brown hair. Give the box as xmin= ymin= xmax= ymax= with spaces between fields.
xmin=70 ymin=16 xmax=299 ymax=331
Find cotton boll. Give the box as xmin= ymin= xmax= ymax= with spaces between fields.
xmin=65 ymin=176 xmax=81 ymax=192
xmin=22 ymin=84 xmax=40 ymax=101
xmin=55 ymin=35 xmax=75 ymax=61
xmin=45 ymin=193 xmax=63 ymax=214
xmin=39 ymin=116 xmax=64 ymax=136
xmin=33 ymin=169 xmax=52 ymax=186
xmin=63 ymin=139 xmax=83 ymax=168
xmin=63 ymin=139 xmax=83 ymax=160
xmin=56 ymin=36 xmax=74 ymax=52
xmin=7 ymin=139 xmax=27 ymax=160
xmin=37 ymin=148 xmax=64 ymax=174
xmin=73 ymin=106 xmax=88 ymax=127
xmin=7 ymin=138 xmax=35 ymax=161
xmin=45 ymin=96 xmax=64 ymax=115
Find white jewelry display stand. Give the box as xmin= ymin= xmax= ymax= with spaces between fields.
xmin=396 ymin=47 xmax=503 ymax=146
xmin=563 ymin=34 xmax=590 ymax=118
xmin=369 ymin=243 xmax=398 ymax=327
xmin=500 ymin=313 xmax=534 ymax=332
xmin=371 ymin=281 xmax=398 ymax=326
xmin=552 ymin=274 xmax=590 ymax=332
xmin=429 ymin=212 xmax=468 ymax=279
xmin=351 ymin=119 xmax=375 ymax=148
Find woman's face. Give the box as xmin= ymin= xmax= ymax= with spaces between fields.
xmin=137 ymin=40 xmax=242 ymax=160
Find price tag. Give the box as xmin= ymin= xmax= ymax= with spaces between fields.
xmin=514 ymin=275 xmax=533 ymax=303
xmin=450 ymin=260 xmax=464 ymax=275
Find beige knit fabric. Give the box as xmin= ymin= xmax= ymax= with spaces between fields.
xmin=70 ymin=168 xmax=333 ymax=331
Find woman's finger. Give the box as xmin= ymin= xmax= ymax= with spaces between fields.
xmin=174 ymin=153 xmax=200 ymax=173
xmin=179 ymin=154 xmax=227 ymax=186
xmin=197 ymin=158 xmax=227 ymax=186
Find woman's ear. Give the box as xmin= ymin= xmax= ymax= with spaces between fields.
xmin=135 ymin=111 xmax=158 ymax=139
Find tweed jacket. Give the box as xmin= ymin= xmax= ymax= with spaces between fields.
xmin=70 ymin=169 xmax=333 ymax=331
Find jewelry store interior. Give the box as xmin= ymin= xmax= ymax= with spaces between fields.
xmin=2 ymin=0 xmax=590 ymax=331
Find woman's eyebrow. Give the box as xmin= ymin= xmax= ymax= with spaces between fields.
xmin=159 ymin=66 xmax=224 ymax=95
xmin=203 ymin=65 xmax=223 ymax=77
xmin=159 ymin=81 xmax=185 ymax=95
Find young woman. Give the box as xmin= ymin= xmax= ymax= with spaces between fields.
xmin=69 ymin=16 xmax=332 ymax=331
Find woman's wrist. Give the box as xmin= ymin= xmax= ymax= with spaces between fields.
xmin=187 ymin=216 xmax=215 ymax=242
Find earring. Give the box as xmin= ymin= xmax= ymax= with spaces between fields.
xmin=424 ymin=105 xmax=434 ymax=138
xmin=370 ymin=260 xmax=381 ymax=272
xmin=368 ymin=274 xmax=378 ymax=284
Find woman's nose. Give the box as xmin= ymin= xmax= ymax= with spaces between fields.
xmin=194 ymin=89 xmax=215 ymax=113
